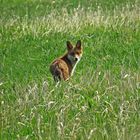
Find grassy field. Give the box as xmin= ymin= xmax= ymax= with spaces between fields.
xmin=1 ymin=0 xmax=140 ymax=139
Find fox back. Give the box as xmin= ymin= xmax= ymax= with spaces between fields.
xmin=50 ymin=40 xmax=83 ymax=82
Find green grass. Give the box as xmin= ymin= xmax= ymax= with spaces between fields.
xmin=0 ymin=0 xmax=140 ymax=140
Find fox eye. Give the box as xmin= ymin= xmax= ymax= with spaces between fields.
xmin=76 ymin=52 xmax=80 ymax=55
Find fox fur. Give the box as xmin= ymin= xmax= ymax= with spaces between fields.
xmin=50 ymin=40 xmax=83 ymax=81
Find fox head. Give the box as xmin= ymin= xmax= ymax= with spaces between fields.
xmin=66 ymin=40 xmax=83 ymax=65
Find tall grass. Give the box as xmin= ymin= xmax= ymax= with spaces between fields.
xmin=1 ymin=2 xmax=140 ymax=36
xmin=1 ymin=0 xmax=140 ymax=139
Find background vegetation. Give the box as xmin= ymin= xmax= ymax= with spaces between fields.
xmin=0 ymin=0 xmax=140 ymax=139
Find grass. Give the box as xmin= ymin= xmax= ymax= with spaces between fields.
xmin=0 ymin=0 xmax=140 ymax=139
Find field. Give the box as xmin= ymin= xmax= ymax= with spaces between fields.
xmin=0 ymin=0 xmax=140 ymax=139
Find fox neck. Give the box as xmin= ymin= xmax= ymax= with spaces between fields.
xmin=71 ymin=60 xmax=79 ymax=76
xmin=62 ymin=54 xmax=79 ymax=76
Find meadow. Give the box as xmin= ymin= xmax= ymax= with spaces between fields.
xmin=0 ymin=0 xmax=140 ymax=139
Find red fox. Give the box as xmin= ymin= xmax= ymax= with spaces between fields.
xmin=50 ymin=40 xmax=83 ymax=81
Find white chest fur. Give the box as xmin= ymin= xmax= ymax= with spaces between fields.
xmin=71 ymin=60 xmax=80 ymax=76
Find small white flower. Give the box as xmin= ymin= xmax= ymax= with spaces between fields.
xmin=124 ymin=74 xmax=129 ymax=78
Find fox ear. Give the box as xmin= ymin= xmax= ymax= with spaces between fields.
xmin=67 ymin=41 xmax=73 ymax=51
xmin=76 ymin=40 xmax=81 ymax=49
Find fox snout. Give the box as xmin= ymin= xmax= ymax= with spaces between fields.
xmin=75 ymin=54 xmax=82 ymax=61
xmin=50 ymin=40 xmax=83 ymax=82
xmin=75 ymin=57 xmax=78 ymax=61
xmin=68 ymin=54 xmax=81 ymax=62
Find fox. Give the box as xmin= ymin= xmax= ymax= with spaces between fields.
xmin=50 ymin=40 xmax=83 ymax=82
